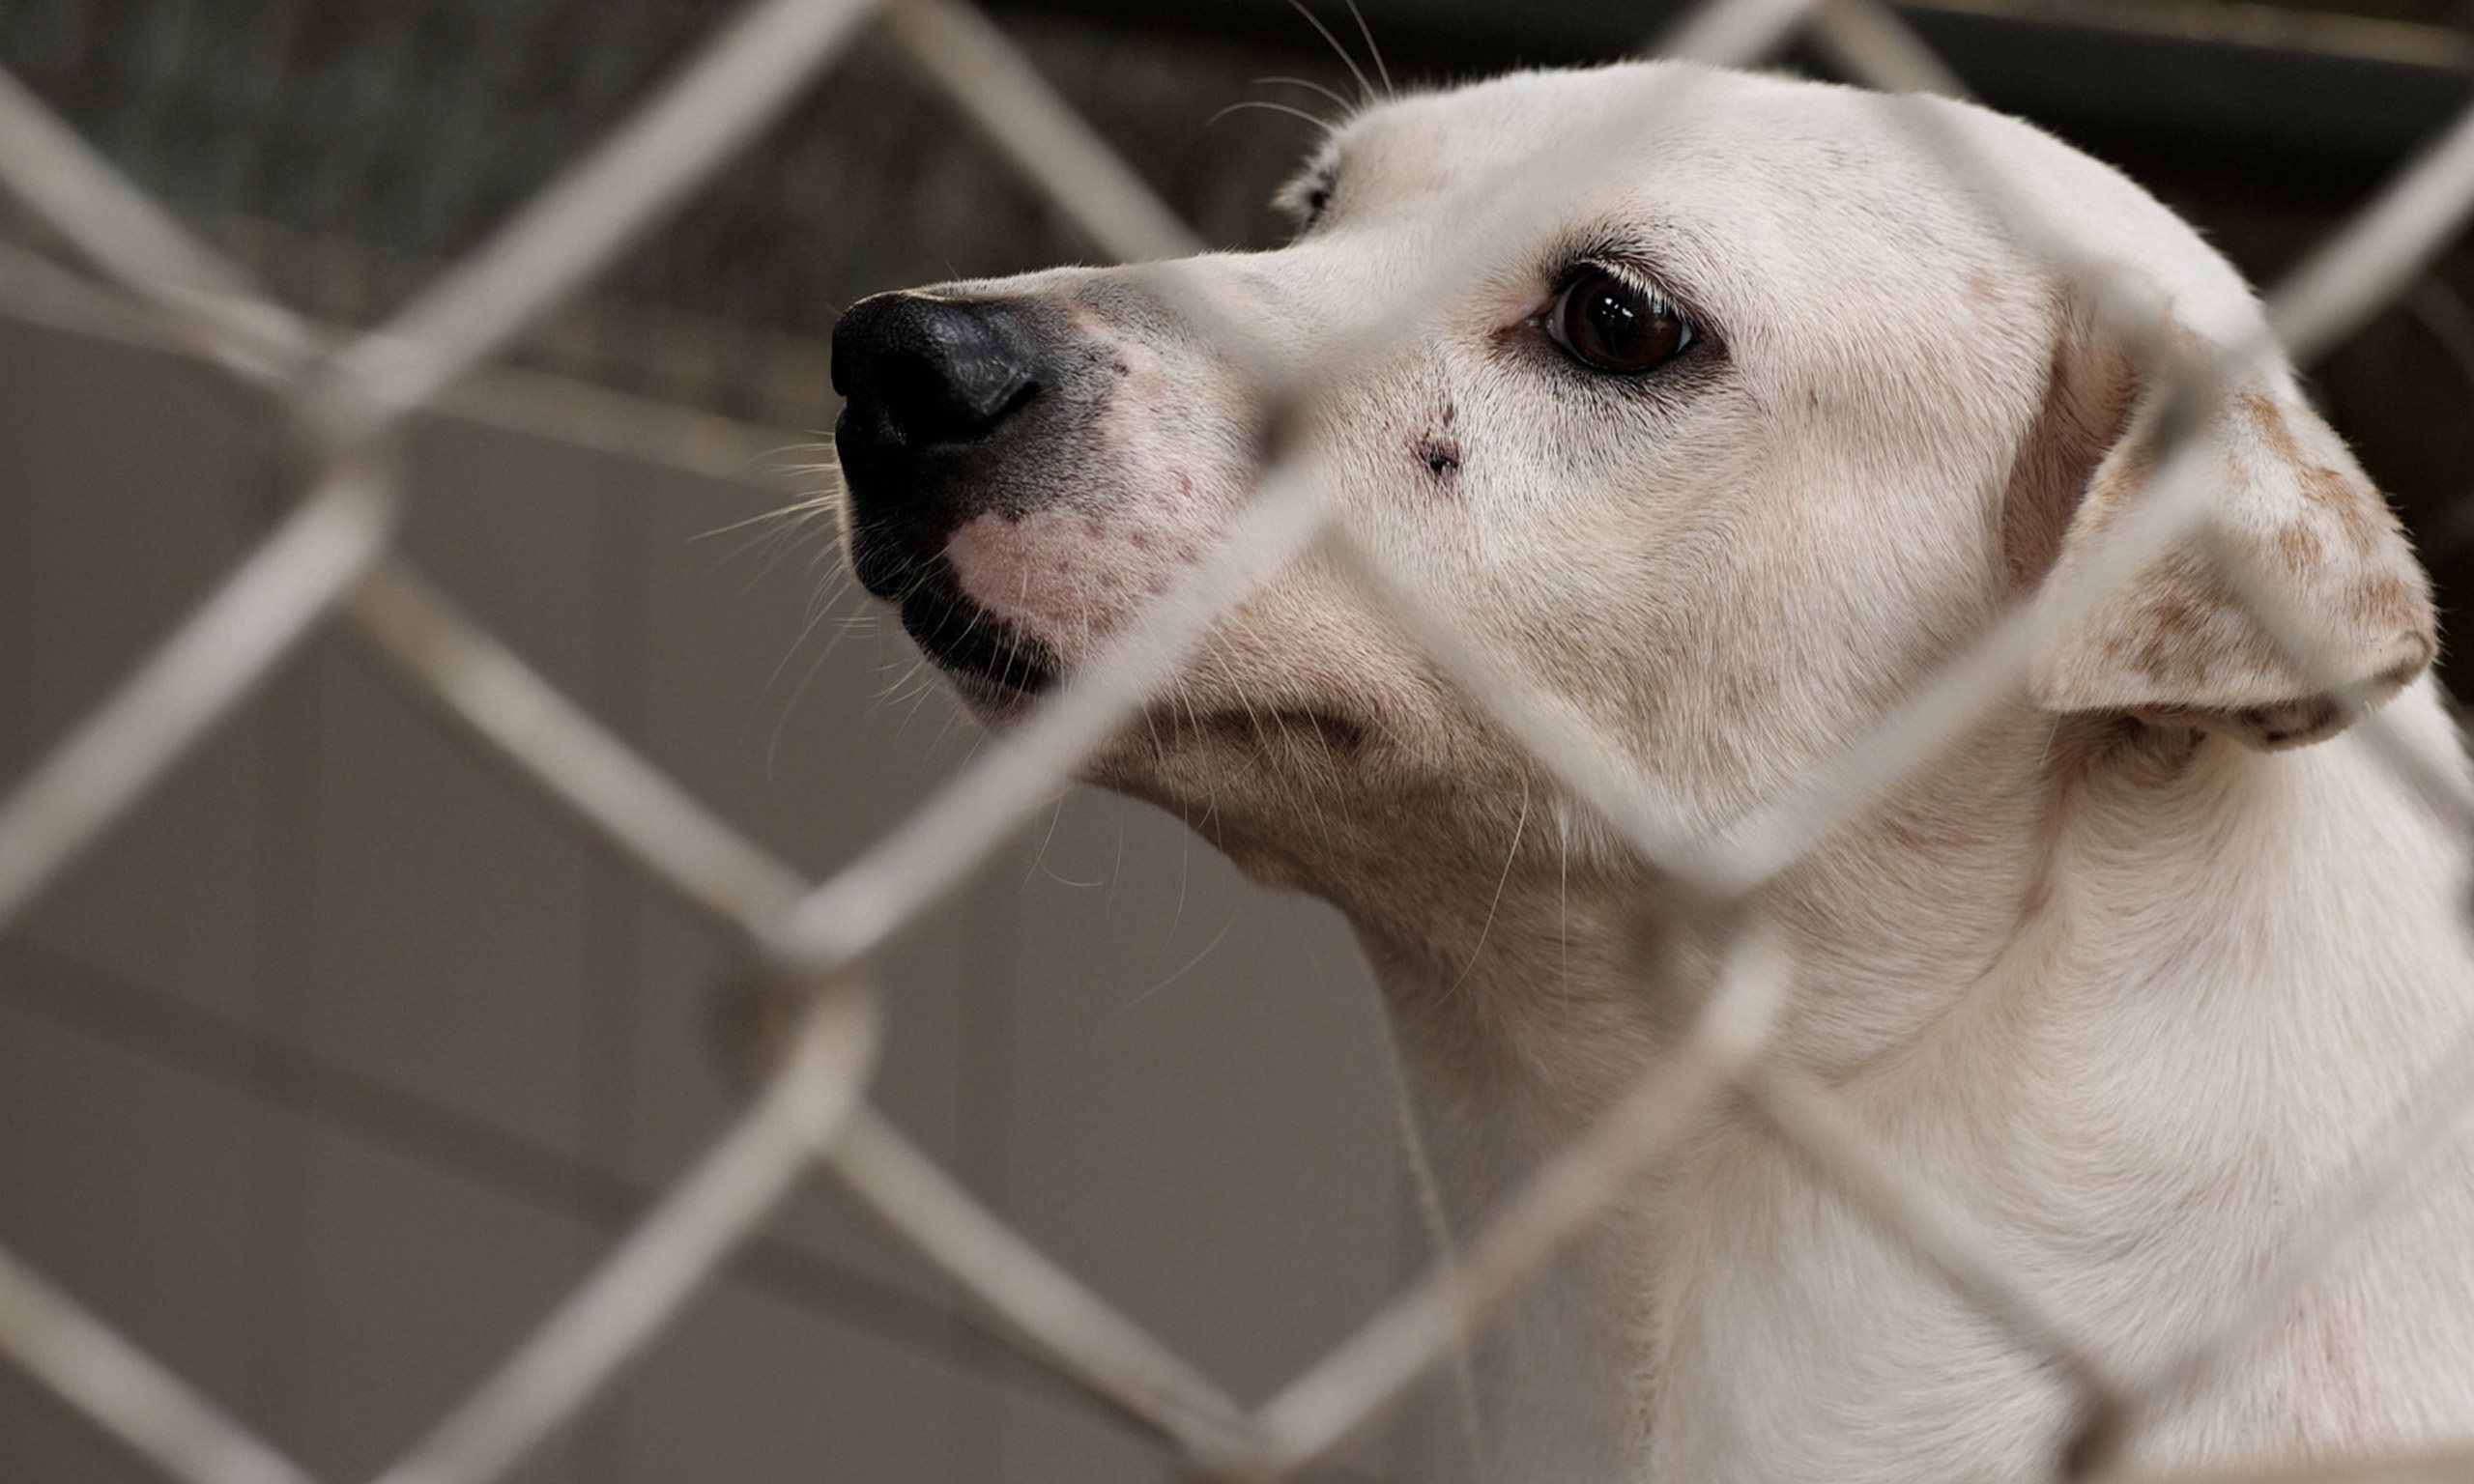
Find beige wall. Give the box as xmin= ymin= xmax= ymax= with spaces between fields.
xmin=0 ymin=316 xmax=1463 ymax=1483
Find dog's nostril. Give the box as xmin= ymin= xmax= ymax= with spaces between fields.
xmin=883 ymin=361 xmax=1026 ymax=445
xmin=832 ymin=292 xmax=1048 ymax=455
xmin=993 ymin=376 xmax=1041 ymax=421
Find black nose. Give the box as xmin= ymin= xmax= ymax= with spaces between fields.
xmin=832 ymin=293 xmax=1044 ymax=471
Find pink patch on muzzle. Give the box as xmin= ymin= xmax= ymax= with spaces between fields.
xmin=945 ymin=509 xmax=1181 ymax=658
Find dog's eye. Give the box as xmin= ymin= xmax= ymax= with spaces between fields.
xmin=1286 ymin=168 xmax=1337 ymax=236
xmin=1547 ymin=269 xmax=1694 ymax=374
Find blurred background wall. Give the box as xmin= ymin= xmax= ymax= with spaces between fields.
xmin=2 ymin=2 xmax=2471 ymax=1481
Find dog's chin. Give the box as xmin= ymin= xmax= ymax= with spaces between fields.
xmin=940 ymin=668 xmax=1043 ymax=724
xmin=1127 ymin=704 xmax=1369 ymax=756
xmin=932 ymin=654 xmax=1369 ymax=760
xmin=888 ymin=583 xmax=1060 ymax=711
xmin=908 ymin=630 xmax=1369 ymax=772
xmin=883 ymin=576 xmax=1372 ymax=771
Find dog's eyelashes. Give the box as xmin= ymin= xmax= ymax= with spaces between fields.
xmin=1545 ymin=266 xmax=1695 ymax=374
xmin=1278 ymin=166 xmax=1338 ymax=235
xmin=1275 ymin=148 xmax=1341 ymax=236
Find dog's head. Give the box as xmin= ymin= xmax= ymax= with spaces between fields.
xmin=833 ymin=63 xmax=2433 ymax=901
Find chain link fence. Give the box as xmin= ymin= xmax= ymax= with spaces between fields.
xmin=5 ymin=0 xmax=2474 ymax=1480
xmin=0 ymin=0 xmax=1329 ymax=426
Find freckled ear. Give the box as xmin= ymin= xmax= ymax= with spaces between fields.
xmin=2020 ymin=343 xmax=2436 ymax=751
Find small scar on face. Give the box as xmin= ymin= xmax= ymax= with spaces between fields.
xmin=1418 ymin=433 xmax=1462 ymax=480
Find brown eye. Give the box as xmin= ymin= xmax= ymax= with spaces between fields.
xmin=1549 ymin=268 xmax=1694 ymax=374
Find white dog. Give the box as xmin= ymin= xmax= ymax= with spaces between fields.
xmin=831 ymin=62 xmax=2474 ymax=1482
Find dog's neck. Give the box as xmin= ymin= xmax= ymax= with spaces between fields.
xmin=1354 ymin=697 xmax=2470 ymax=1182
xmin=1317 ymin=691 xmax=2474 ymax=1479
xmin=1338 ymin=708 xmax=2080 ymax=1151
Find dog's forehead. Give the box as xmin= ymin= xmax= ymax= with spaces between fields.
xmin=1332 ymin=65 xmax=1901 ymax=213
xmin=1303 ymin=63 xmax=2035 ymax=349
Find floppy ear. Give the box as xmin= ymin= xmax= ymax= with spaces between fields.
xmin=2014 ymin=321 xmax=2437 ymax=751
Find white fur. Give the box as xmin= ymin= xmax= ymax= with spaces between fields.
xmin=852 ymin=63 xmax=2474 ymax=1482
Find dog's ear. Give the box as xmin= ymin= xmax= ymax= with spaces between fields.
xmin=2008 ymin=316 xmax=2436 ymax=750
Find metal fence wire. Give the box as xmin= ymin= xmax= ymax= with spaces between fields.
xmin=6 ymin=1 xmax=2474 ymax=1481
xmin=0 ymin=0 xmax=1319 ymax=427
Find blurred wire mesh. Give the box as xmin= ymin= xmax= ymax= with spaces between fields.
xmin=0 ymin=0 xmax=1324 ymax=425
xmin=8 ymin=1 xmax=2474 ymax=583
xmin=5 ymin=3 xmax=2474 ymax=1484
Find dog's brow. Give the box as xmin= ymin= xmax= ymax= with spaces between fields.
xmin=1539 ymin=220 xmax=1723 ymax=328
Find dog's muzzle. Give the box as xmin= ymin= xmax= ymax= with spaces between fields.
xmin=833 ymin=291 xmax=1066 ymax=696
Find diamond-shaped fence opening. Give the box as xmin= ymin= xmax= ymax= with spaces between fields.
xmin=4 ymin=1 xmax=2474 ymax=1481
